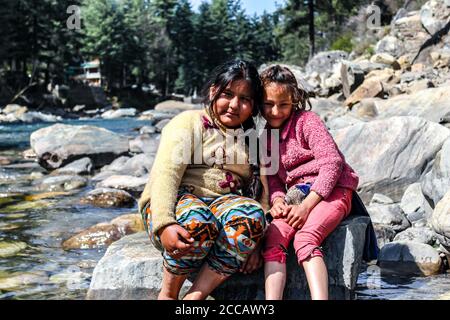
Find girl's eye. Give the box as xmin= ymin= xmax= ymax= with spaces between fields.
xmin=222 ymin=92 xmax=233 ymax=98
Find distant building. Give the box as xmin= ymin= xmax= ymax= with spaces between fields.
xmin=69 ymin=58 xmax=102 ymax=87
xmin=80 ymin=59 xmax=102 ymax=87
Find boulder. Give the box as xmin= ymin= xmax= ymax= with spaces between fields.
xmin=138 ymin=110 xmax=177 ymax=124
xmin=372 ymin=86 xmax=450 ymax=124
xmin=393 ymin=227 xmax=437 ymax=245
xmin=154 ymin=100 xmax=197 ymax=112
xmin=30 ymin=124 xmax=130 ymax=170
xmin=52 ymin=157 xmax=93 ymax=176
xmin=101 ymin=108 xmax=137 ymax=119
xmin=62 ymin=214 xmax=144 ymax=250
xmin=80 ymin=188 xmax=136 ymax=208
xmin=344 ymin=78 xmax=383 ymax=107
xmin=369 ymin=193 xmax=394 ymax=206
xmin=373 ymin=223 xmax=396 ymax=248
xmin=331 ymin=117 xmax=450 ymax=202
xmin=87 ymin=215 xmax=371 ymax=300
xmin=96 ymin=175 xmax=149 ymax=196
xmin=129 ymin=134 xmax=160 ymax=155
xmin=0 ymin=241 xmax=27 ymax=258
xmin=305 ymin=51 xmax=349 ymax=76
xmin=37 ymin=175 xmax=88 ymax=192
xmin=400 ymin=183 xmax=434 ymax=224
xmin=367 ymin=203 xmax=411 ymax=232
xmin=430 ymin=190 xmax=450 ymax=252
xmin=377 ymin=241 xmax=442 ymax=276
xmin=421 ymin=138 xmax=450 ymax=206
xmin=375 ymin=35 xmax=405 ymax=57
xmin=420 ymin=0 xmax=450 ymax=34
xmin=155 ymin=119 xmax=171 ymax=133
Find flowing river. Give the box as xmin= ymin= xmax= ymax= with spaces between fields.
xmin=0 ymin=119 xmax=449 ymax=300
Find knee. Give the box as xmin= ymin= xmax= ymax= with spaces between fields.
xmin=294 ymin=233 xmax=324 ymax=264
xmin=222 ymin=207 xmax=266 ymax=248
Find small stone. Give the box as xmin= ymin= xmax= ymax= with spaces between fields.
xmin=80 ymin=188 xmax=136 ymax=208
xmin=0 ymin=241 xmax=27 ymax=258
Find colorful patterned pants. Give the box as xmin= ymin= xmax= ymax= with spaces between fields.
xmin=143 ymin=193 xmax=266 ymax=276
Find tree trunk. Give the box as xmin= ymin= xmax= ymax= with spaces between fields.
xmin=308 ymin=0 xmax=315 ymax=60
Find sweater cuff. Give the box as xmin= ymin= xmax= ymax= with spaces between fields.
xmin=310 ymin=183 xmax=331 ymax=200
xmin=270 ymin=191 xmax=286 ymax=206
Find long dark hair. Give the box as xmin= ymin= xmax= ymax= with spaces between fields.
xmin=201 ymin=59 xmax=263 ymax=200
xmin=201 ymin=59 xmax=264 ymax=129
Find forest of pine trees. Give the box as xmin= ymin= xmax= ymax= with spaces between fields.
xmin=0 ymin=0 xmax=372 ymax=101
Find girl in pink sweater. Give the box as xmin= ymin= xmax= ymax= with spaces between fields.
xmin=260 ymin=65 xmax=359 ymax=300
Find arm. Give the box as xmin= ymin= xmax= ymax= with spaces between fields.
xmin=138 ymin=112 xmax=198 ymax=246
xmin=302 ymin=112 xmax=344 ymax=200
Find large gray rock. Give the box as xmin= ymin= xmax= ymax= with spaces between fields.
xmin=305 ymin=51 xmax=349 ymax=76
xmin=30 ymin=124 xmax=130 ymax=170
xmin=430 ymin=190 xmax=450 ymax=252
xmin=421 ymin=138 xmax=450 ymax=206
xmin=129 ymin=135 xmax=160 ymax=155
xmin=420 ymin=0 xmax=450 ymax=34
xmin=393 ymin=227 xmax=437 ymax=245
xmin=375 ymin=36 xmax=405 ymax=57
xmin=37 ymin=175 xmax=88 ymax=192
xmin=373 ymin=224 xmax=396 ymax=248
xmin=96 ymin=175 xmax=149 ymax=196
xmin=80 ymin=188 xmax=136 ymax=208
xmin=378 ymin=241 xmax=443 ymax=276
xmin=367 ymin=203 xmax=411 ymax=232
xmin=331 ymin=116 xmax=450 ymax=202
xmin=400 ymin=183 xmax=434 ymax=224
xmin=52 ymin=157 xmax=93 ymax=176
xmin=101 ymin=108 xmax=137 ymax=119
xmin=87 ymin=215 xmax=371 ymax=300
xmin=373 ymin=86 xmax=450 ymax=124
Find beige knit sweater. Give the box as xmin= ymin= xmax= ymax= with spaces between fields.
xmin=138 ymin=109 xmax=269 ymax=243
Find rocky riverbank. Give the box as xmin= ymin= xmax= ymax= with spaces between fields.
xmin=1 ymin=0 xmax=450 ymax=301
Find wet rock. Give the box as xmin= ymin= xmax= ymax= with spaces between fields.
xmin=154 ymin=100 xmax=197 ymax=112
xmin=331 ymin=117 xmax=450 ymax=202
xmin=367 ymin=203 xmax=411 ymax=232
xmin=38 ymin=175 xmax=87 ymax=192
xmin=2 ymin=200 xmax=53 ymax=213
xmin=22 ymin=148 xmax=36 ymax=160
xmin=24 ymin=191 xmax=72 ymax=201
xmin=30 ymin=124 xmax=130 ymax=170
xmin=393 ymin=227 xmax=437 ymax=245
xmin=49 ymin=268 xmax=91 ymax=290
xmin=155 ymin=119 xmax=171 ymax=133
xmin=101 ymin=108 xmax=137 ymax=119
xmin=373 ymin=223 xmax=396 ymax=248
xmin=0 ymin=241 xmax=27 ymax=258
xmin=138 ymin=110 xmax=177 ymax=124
xmin=0 ymin=156 xmax=11 ymax=165
xmin=400 ymin=183 xmax=433 ymax=224
xmin=62 ymin=214 xmax=144 ymax=250
xmin=139 ymin=126 xmax=156 ymax=135
xmin=87 ymin=216 xmax=371 ymax=300
xmin=80 ymin=188 xmax=135 ymax=208
xmin=129 ymin=134 xmax=159 ymax=155
xmin=52 ymin=157 xmax=93 ymax=176
xmin=99 ymin=154 xmax=154 ymax=177
xmin=100 ymin=156 xmax=131 ymax=173
xmin=421 ymin=138 xmax=450 ymax=206
xmin=0 ymin=272 xmax=48 ymax=291
xmin=96 ymin=175 xmax=148 ymax=196
xmin=378 ymin=241 xmax=443 ymax=276
xmin=2 ymin=104 xmax=27 ymax=114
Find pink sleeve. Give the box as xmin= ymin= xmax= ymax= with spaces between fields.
xmin=302 ymin=112 xmax=344 ymax=199
xmin=268 ymin=173 xmax=286 ymax=206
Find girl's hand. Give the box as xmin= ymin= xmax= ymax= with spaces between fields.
xmin=240 ymin=244 xmax=263 ymax=274
xmin=285 ymin=203 xmax=310 ymax=229
xmin=270 ymin=197 xmax=289 ymax=219
xmin=159 ymin=224 xmax=195 ymax=259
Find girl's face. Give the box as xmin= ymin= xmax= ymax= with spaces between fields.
xmin=211 ymin=80 xmax=254 ymax=129
xmin=263 ymin=83 xmax=294 ymax=129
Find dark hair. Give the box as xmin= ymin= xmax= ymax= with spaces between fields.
xmin=201 ymin=59 xmax=264 ymax=123
xmin=260 ymin=65 xmax=312 ymax=113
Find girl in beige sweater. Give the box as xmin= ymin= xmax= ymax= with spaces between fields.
xmin=139 ymin=60 xmax=267 ymax=300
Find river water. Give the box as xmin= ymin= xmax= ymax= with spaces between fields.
xmin=0 ymin=119 xmax=449 ymax=300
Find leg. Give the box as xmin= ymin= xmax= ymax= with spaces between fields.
xmin=183 ymin=264 xmax=229 ymax=300
xmin=159 ymin=268 xmax=189 ymax=300
xmin=264 ymin=262 xmax=286 ymax=300
xmin=184 ymin=195 xmax=266 ymax=300
xmin=294 ymin=187 xmax=353 ymax=300
xmin=156 ymin=194 xmax=221 ymax=299
xmin=262 ymin=219 xmax=296 ymax=300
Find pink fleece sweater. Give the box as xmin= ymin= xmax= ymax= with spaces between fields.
xmin=267 ymin=110 xmax=359 ymax=205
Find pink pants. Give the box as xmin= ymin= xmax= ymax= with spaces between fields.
xmin=262 ymin=187 xmax=353 ymax=265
